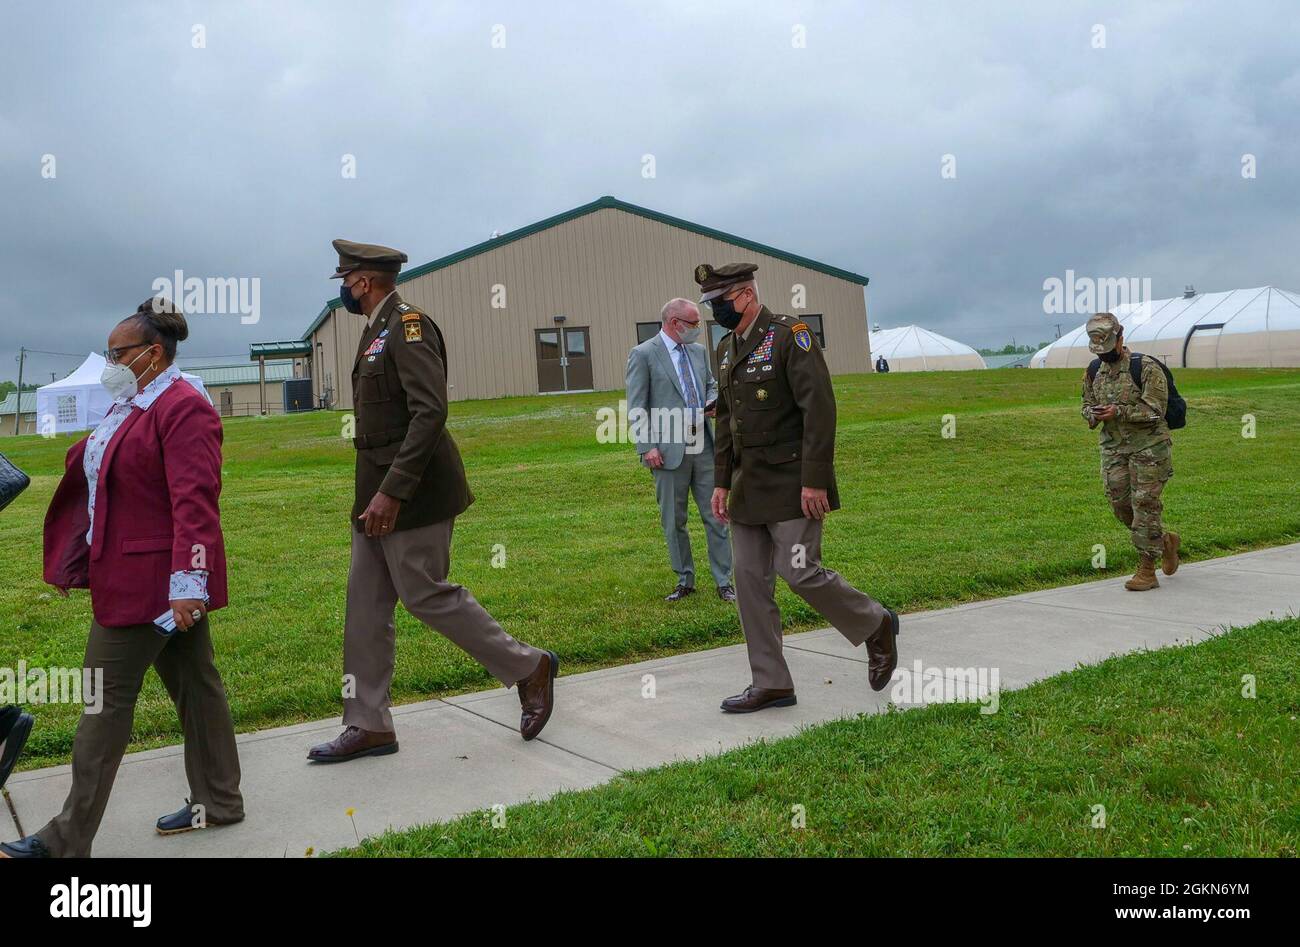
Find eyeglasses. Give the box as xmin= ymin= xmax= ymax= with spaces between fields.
xmin=106 ymin=341 xmax=152 ymax=365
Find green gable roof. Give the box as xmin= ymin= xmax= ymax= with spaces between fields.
xmin=302 ymin=196 xmax=869 ymax=339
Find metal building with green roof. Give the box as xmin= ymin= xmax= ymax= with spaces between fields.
xmin=293 ymin=196 xmax=870 ymax=407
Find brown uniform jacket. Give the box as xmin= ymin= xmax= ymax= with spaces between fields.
xmin=351 ymin=292 xmax=473 ymax=532
xmin=714 ymin=306 xmax=839 ymax=525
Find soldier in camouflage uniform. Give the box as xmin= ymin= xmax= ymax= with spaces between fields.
xmin=1081 ymin=313 xmax=1180 ymax=591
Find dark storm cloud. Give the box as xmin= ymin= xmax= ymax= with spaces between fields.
xmin=2 ymin=0 xmax=1298 ymax=381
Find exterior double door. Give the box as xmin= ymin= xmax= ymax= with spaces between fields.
xmin=535 ymin=325 xmax=593 ymax=393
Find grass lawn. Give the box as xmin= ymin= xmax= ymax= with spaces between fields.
xmin=339 ymin=616 xmax=1300 ymax=857
xmin=2 ymin=367 xmax=1298 ymax=768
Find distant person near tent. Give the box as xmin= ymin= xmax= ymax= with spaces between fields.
xmin=875 ymin=355 xmax=890 ymax=373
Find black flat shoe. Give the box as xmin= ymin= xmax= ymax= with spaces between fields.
xmin=0 ymin=708 xmax=33 ymax=790
xmin=156 ymin=799 xmax=243 ymax=835
xmin=664 ymin=584 xmax=695 ymax=602
xmin=0 ymin=835 xmax=51 ymax=858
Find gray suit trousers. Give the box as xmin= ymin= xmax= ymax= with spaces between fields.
xmin=653 ymin=447 xmax=732 ymax=588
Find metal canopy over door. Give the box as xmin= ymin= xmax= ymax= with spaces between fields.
xmin=1183 ymin=322 xmax=1226 ymax=368
xmin=535 ymin=324 xmax=594 ymax=393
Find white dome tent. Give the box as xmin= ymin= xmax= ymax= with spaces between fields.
xmin=1029 ymin=344 xmax=1051 ymax=369
xmin=869 ymin=325 xmax=987 ymax=372
xmin=34 ymin=352 xmax=211 ymax=435
xmin=1038 ymin=286 xmax=1300 ymax=369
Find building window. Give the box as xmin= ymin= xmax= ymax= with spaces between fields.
xmin=635 ymin=321 xmax=660 ymax=345
xmin=802 ymin=314 xmax=826 ymax=348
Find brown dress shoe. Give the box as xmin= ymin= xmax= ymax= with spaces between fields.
xmin=1161 ymin=532 xmax=1180 ymax=576
xmin=1125 ymin=555 xmax=1160 ymax=591
xmin=865 ymin=608 xmax=900 ymax=692
xmin=720 ymin=685 xmax=797 ymax=713
xmin=665 ymin=584 xmax=694 ymax=602
xmin=518 ymin=650 xmax=558 ymax=741
xmin=307 ymin=725 xmax=398 ymax=763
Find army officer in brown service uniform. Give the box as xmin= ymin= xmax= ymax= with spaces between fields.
xmin=701 ymin=263 xmax=900 ymax=712
xmin=309 ymin=240 xmax=558 ymax=763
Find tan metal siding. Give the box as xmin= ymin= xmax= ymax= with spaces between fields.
xmin=311 ymin=206 xmax=869 ymax=407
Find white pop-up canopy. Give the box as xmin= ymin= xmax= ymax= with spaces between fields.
xmin=869 ymin=325 xmax=988 ymax=372
xmin=34 ymin=353 xmax=211 ymax=435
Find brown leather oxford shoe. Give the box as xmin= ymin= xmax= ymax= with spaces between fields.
xmin=518 ymin=650 xmax=559 ymax=741
xmin=307 ymin=725 xmax=398 ymax=763
xmin=865 ymin=608 xmax=900 ymax=691
xmin=720 ymin=685 xmax=797 ymax=713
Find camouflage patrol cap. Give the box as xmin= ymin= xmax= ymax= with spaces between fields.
xmin=1086 ymin=312 xmax=1122 ymax=354
xmin=330 ymin=239 xmax=409 ymax=279
xmin=694 ymin=262 xmax=758 ymax=302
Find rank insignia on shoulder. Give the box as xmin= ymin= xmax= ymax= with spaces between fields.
xmin=792 ymin=323 xmax=812 ymax=351
xmin=404 ymin=321 xmax=423 ymax=343
xmin=396 ymin=302 xmax=411 ymax=312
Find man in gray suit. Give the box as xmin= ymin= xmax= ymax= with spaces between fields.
xmin=626 ymin=299 xmax=736 ymax=602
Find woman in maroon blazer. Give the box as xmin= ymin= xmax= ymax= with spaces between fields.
xmin=1 ymin=299 xmax=244 ymax=859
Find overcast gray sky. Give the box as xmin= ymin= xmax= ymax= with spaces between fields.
xmin=2 ymin=0 xmax=1297 ymax=382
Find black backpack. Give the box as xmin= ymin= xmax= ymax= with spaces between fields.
xmin=1087 ymin=352 xmax=1187 ymax=430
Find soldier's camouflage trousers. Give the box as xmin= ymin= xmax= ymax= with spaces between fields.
xmin=1101 ymin=442 xmax=1172 ymax=558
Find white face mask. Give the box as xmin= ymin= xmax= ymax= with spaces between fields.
xmin=676 ymin=322 xmax=702 ymax=344
xmin=100 ymin=348 xmax=149 ymax=401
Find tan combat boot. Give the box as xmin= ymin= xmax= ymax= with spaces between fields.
xmin=1161 ymin=532 xmax=1180 ymax=576
xmin=1124 ymin=555 xmax=1160 ymax=591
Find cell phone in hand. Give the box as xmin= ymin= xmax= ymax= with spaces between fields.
xmin=154 ymin=608 xmax=180 ymax=638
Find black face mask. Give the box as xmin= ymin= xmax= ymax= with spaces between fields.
xmin=710 ymin=293 xmax=742 ymax=330
xmin=1098 ymin=348 xmax=1122 ymax=363
xmin=339 ymin=280 xmax=365 ymax=315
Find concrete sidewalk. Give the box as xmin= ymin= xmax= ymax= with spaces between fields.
xmin=6 ymin=543 xmax=1298 ymax=857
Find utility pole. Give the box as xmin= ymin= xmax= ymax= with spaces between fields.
xmin=14 ymin=347 xmax=25 ymax=435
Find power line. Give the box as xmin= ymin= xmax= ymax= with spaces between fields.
xmin=17 ymin=348 xmax=88 ymax=358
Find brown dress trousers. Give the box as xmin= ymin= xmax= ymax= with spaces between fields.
xmin=714 ymin=308 xmax=885 ymax=690
xmin=36 ymin=617 xmax=244 ymax=857
xmin=342 ymin=518 xmax=543 ymax=733
xmin=731 ymin=517 xmax=886 ymax=690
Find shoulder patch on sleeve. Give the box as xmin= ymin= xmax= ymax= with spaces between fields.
xmin=791 ymin=323 xmax=813 ymax=351
xmin=401 ymin=311 xmax=422 ymax=323
xmin=403 ymin=320 xmax=423 ymax=343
